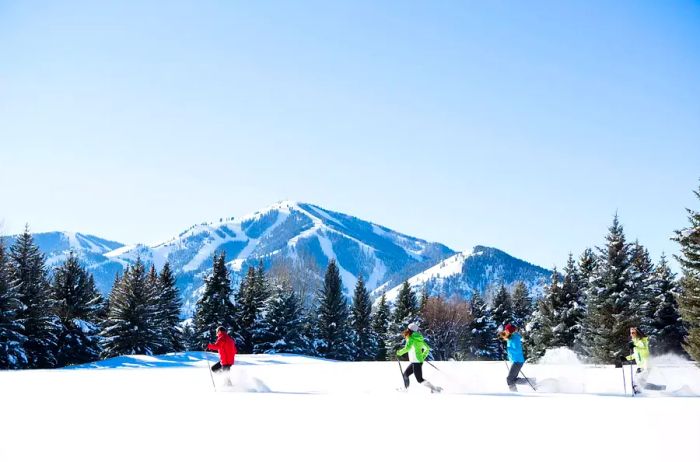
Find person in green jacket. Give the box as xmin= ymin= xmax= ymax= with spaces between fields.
xmin=624 ymin=326 xmax=651 ymax=392
xmin=396 ymin=323 xmax=442 ymax=393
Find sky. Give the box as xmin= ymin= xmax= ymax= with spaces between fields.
xmin=1 ymin=1 xmax=699 ymax=271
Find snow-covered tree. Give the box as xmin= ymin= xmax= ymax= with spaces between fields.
xmin=50 ymin=252 xmax=103 ymax=366
xmin=629 ymin=241 xmax=656 ymax=336
xmin=253 ymin=283 xmax=307 ymax=354
xmin=467 ymin=291 xmax=499 ymax=359
xmin=349 ymin=276 xmax=377 ymax=360
xmin=235 ymin=263 xmax=270 ymax=353
xmin=100 ymin=259 xmax=162 ymax=358
xmin=673 ymin=182 xmax=700 ymax=362
xmin=527 ymin=270 xmax=561 ymax=359
xmin=649 ymin=255 xmax=685 ymax=355
xmin=153 ymin=262 xmax=183 ymax=353
xmin=9 ymin=226 xmax=59 ymax=368
xmin=314 ymin=260 xmax=353 ymax=360
xmin=511 ymin=281 xmax=532 ymax=328
xmin=371 ymin=292 xmax=391 ymax=361
xmin=0 ymin=239 xmax=27 ymax=369
xmin=491 ymin=283 xmax=513 ymax=330
xmin=192 ymin=252 xmax=239 ymax=348
xmin=580 ymin=215 xmax=639 ymax=363
xmin=387 ymin=280 xmax=421 ymax=356
xmin=557 ymin=254 xmax=586 ymax=350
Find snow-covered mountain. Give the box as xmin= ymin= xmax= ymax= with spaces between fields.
xmin=3 ymin=202 xmax=551 ymax=315
xmin=378 ymin=245 xmax=552 ymax=302
xmin=2 ymin=231 xmax=125 ymax=294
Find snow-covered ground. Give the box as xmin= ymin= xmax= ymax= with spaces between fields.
xmin=1 ymin=353 xmax=699 ymax=462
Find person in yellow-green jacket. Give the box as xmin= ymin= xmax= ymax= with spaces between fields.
xmin=621 ymin=327 xmax=664 ymax=393
xmin=396 ymin=323 xmax=442 ymax=393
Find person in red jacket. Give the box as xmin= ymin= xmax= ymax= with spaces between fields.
xmin=203 ymin=326 xmax=237 ymax=373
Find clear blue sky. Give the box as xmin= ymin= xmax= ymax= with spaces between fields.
xmin=1 ymin=1 xmax=699 ymax=271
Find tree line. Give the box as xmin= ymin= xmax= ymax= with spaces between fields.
xmin=1 ymin=183 xmax=699 ymax=368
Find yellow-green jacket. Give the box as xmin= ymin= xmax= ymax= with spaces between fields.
xmin=397 ymin=332 xmax=431 ymax=363
xmin=626 ymin=336 xmax=650 ymax=369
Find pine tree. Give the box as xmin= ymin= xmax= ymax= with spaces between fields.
xmin=387 ymin=281 xmax=421 ymax=356
xmin=673 ymin=182 xmax=700 ymax=362
xmin=629 ymin=242 xmax=656 ymax=336
xmin=511 ymin=281 xmax=532 ymax=328
xmin=467 ymin=291 xmax=499 ymax=359
xmin=574 ymin=248 xmax=596 ymax=351
xmin=153 ymin=263 xmax=183 ymax=353
xmin=100 ymin=259 xmax=162 ymax=357
xmin=371 ymin=292 xmax=391 ymax=360
xmin=491 ymin=283 xmax=513 ymax=329
xmin=0 ymin=239 xmax=27 ymax=369
xmin=527 ymin=271 xmax=561 ymax=359
xmin=349 ymin=276 xmax=377 ymax=360
xmin=557 ymin=255 xmax=586 ymax=350
xmin=650 ymin=255 xmax=686 ymax=355
xmin=9 ymin=226 xmax=59 ymax=368
xmin=235 ymin=262 xmax=270 ymax=354
xmin=314 ymin=260 xmax=353 ymax=360
xmin=181 ymin=321 xmax=196 ymax=351
xmin=192 ymin=252 xmax=239 ymax=347
xmin=580 ymin=215 xmax=638 ymax=363
xmin=253 ymin=283 xmax=307 ymax=354
xmin=50 ymin=252 xmax=103 ymax=366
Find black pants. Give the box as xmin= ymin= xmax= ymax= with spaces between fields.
xmin=211 ymin=362 xmax=231 ymax=373
xmin=507 ymin=362 xmax=527 ymax=387
xmin=403 ymin=363 xmax=424 ymax=383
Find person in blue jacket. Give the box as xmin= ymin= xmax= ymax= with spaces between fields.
xmin=499 ymin=323 xmax=531 ymax=392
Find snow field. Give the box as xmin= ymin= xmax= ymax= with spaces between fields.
xmin=1 ymin=353 xmax=698 ymax=462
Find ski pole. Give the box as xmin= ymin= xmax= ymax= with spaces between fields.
xmin=629 ymin=363 xmax=636 ymax=397
xmin=426 ymin=360 xmax=440 ymax=371
xmin=396 ymin=357 xmax=407 ymax=389
xmin=622 ymin=364 xmax=627 ymax=396
xmin=204 ymin=349 xmax=216 ymax=391
xmin=518 ymin=367 xmax=537 ymax=391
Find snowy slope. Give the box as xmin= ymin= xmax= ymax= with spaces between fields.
xmin=379 ymin=245 xmax=552 ymax=302
xmin=0 ymin=353 xmax=698 ymax=462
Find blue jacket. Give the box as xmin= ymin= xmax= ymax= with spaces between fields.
xmin=506 ymin=332 xmax=525 ymax=363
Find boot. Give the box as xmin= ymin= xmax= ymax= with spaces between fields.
xmin=422 ymin=381 xmax=442 ymax=393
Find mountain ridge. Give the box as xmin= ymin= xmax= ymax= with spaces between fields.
xmin=2 ymin=201 xmax=550 ymax=315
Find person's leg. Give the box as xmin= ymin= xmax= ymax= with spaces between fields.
xmin=414 ymin=363 xmax=424 ymax=383
xmin=222 ymin=364 xmax=233 ymax=386
xmin=402 ymin=363 xmax=415 ymax=388
xmin=507 ymin=362 xmax=523 ymax=390
xmin=211 ymin=361 xmax=222 ymax=372
xmin=416 ymin=363 xmax=442 ymax=392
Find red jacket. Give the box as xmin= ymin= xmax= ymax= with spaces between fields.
xmin=207 ymin=331 xmax=237 ymax=366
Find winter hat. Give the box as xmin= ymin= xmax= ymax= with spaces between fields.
xmin=407 ymin=322 xmax=419 ymax=332
xmin=504 ymin=324 xmax=516 ymax=334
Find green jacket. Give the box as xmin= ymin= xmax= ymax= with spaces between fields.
xmin=397 ymin=332 xmax=431 ymax=363
xmin=626 ymin=336 xmax=650 ymax=369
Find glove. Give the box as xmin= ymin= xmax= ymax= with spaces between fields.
xmin=202 ymin=344 xmax=208 ymax=350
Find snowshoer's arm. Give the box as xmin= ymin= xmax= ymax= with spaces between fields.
xmin=396 ymin=337 xmax=414 ymax=357
xmin=207 ymin=337 xmax=223 ymax=351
